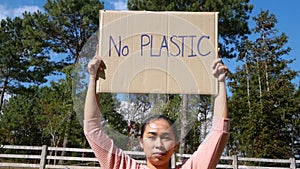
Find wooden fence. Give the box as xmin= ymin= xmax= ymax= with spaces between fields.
xmin=0 ymin=145 xmax=299 ymax=169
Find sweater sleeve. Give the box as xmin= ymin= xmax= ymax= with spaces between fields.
xmin=181 ymin=117 xmax=229 ymax=169
xmin=84 ymin=118 xmax=143 ymax=169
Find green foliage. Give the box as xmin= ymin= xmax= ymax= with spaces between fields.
xmin=160 ymin=94 xmax=181 ymax=120
xmin=41 ymin=0 xmax=104 ymax=62
xmin=294 ymin=86 xmax=300 ymax=159
xmin=0 ymin=86 xmax=48 ymax=145
xmin=0 ymin=0 xmax=105 ymax=147
xmin=128 ymin=0 xmax=200 ymax=11
xmin=38 ymin=66 xmax=85 ymax=148
xmin=98 ymin=93 xmax=133 ymax=150
xmin=100 ymin=93 xmax=127 ymax=134
xmin=184 ymin=95 xmax=214 ymax=154
xmin=228 ymin=10 xmax=299 ymax=158
xmin=0 ymin=69 xmax=85 ymax=147
xmin=2 ymin=0 xmax=106 ymax=148
xmin=0 ymin=16 xmax=58 ymax=110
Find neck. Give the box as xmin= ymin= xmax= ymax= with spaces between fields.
xmin=146 ymin=162 xmax=170 ymax=169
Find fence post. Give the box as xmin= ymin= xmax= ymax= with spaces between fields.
xmin=290 ymin=157 xmax=296 ymax=169
xmin=40 ymin=145 xmax=48 ymax=169
xmin=232 ymin=155 xmax=238 ymax=169
xmin=171 ymin=153 xmax=176 ymax=169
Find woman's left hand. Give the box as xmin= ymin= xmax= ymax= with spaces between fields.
xmin=212 ymin=58 xmax=228 ymax=82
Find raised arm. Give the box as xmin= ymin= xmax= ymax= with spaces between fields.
xmin=212 ymin=58 xmax=228 ymax=118
xmin=84 ymin=48 xmax=103 ymax=120
xmin=84 ymin=47 xmax=140 ymax=169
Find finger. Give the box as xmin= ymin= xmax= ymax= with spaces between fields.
xmin=216 ymin=64 xmax=227 ymax=72
xmin=212 ymin=58 xmax=222 ymax=69
xmin=213 ymin=62 xmax=228 ymax=76
xmin=212 ymin=62 xmax=221 ymax=75
xmin=224 ymin=65 xmax=228 ymax=73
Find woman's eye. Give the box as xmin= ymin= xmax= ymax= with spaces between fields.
xmin=162 ymin=136 xmax=172 ymax=141
xmin=148 ymin=136 xmax=156 ymax=140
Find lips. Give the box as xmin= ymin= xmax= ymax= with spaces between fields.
xmin=152 ymin=152 xmax=166 ymax=158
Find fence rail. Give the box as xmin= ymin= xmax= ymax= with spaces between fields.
xmin=0 ymin=145 xmax=299 ymax=169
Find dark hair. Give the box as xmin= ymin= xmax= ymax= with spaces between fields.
xmin=140 ymin=114 xmax=179 ymax=142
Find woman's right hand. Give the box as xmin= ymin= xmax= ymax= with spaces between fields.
xmin=88 ymin=46 xmax=106 ymax=80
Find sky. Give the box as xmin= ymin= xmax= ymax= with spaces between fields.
xmin=0 ymin=0 xmax=299 ymax=86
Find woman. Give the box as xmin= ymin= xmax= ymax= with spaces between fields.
xmin=84 ymin=47 xmax=229 ymax=169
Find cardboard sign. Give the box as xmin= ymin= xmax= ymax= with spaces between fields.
xmin=97 ymin=10 xmax=218 ymax=95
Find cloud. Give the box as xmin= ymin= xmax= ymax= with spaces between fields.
xmin=0 ymin=4 xmax=41 ymax=20
xmin=111 ymin=0 xmax=127 ymax=10
xmin=0 ymin=5 xmax=9 ymax=20
xmin=12 ymin=5 xmax=41 ymax=17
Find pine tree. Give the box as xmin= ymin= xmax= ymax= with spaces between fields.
xmin=0 ymin=16 xmax=57 ymax=111
xmin=40 ymin=0 xmax=103 ymax=63
xmin=228 ymin=10 xmax=298 ymax=158
xmin=14 ymin=0 xmax=105 ymax=149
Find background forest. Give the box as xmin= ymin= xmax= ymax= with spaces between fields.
xmin=0 ymin=0 xmax=299 ymax=161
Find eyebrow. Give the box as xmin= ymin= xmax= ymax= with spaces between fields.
xmin=147 ymin=131 xmax=172 ymax=136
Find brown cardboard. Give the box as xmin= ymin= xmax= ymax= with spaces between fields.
xmin=97 ymin=10 xmax=218 ymax=95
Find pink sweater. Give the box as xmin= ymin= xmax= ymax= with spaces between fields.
xmin=84 ymin=117 xmax=229 ymax=169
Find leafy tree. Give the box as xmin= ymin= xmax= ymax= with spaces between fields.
xmin=292 ymin=86 xmax=300 ymax=160
xmin=39 ymin=0 xmax=105 ymax=148
xmin=7 ymin=0 xmax=105 ymax=148
xmin=227 ymin=10 xmax=298 ymax=158
xmin=0 ymin=16 xmax=57 ymax=111
xmin=98 ymin=93 xmax=134 ymax=150
xmin=184 ymin=95 xmax=214 ymax=154
xmin=100 ymin=93 xmax=127 ymax=134
xmin=0 ymin=68 xmax=84 ymax=148
xmin=38 ymin=66 xmax=86 ymax=164
xmin=39 ymin=66 xmax=84 ymax=148
xmin=0 ymin=68 xmax=89 ymax=166
xmin=32 ymin=0 xmax=104 ymax=63
xmin=0 ymin=86 xmax=48 ymax=145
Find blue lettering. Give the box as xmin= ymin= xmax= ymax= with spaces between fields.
xmin=178 ymin=35 xmax=188 ymax=57
xmin=109 ymin=36 xmax=121 ymax=57
xmin=139 ymin=34 xmax=211 ymax=58
xmin=170 ymin=35 xmax=180 ymax=56
xmin=197 ymin=36 xmax=211 ymax=57
xmin=141 ymin=34 xmax=151 ymax=56
xmin=150 ymin=35 xmax=160 ymax=57
xmin=122 ymin=45 xmax=129 ymax=56
xmin=188 ymin=35 xmax=197 ymax=57
xmin=159 ymin=35 xmax=169 ymax=56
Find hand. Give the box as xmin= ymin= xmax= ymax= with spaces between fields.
xmin=212 ymin=58 xmax=228 ymax=82
xmin=88 ymin=46 xmax=106 ymax=80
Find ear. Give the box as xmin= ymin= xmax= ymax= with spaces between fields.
xmin=138 ymin=136 xmax=144 ymax=148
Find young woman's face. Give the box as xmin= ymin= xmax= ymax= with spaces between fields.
xmin=140 ymin=118 xmax=177 ymax=168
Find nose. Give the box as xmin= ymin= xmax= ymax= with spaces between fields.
xmin=154 ymin=137 xmax=164 ymax=149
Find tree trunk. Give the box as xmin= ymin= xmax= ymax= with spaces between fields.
xmin=58 ymin=111 xmax=72 ymax=165
xmin=0 ymin=77 xmax=8 ymax=111
xmin=245 ymin=57 xmax=251 ymax=110
xmin=256 ymin=58 xmax=263 ymax=113
xmin=264 ymin=60 xmax=270 ymax=92
xmin=179 ymin=94 xmax=188 ymax=163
